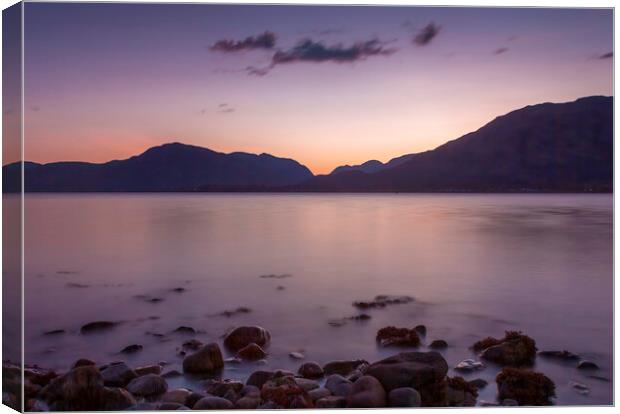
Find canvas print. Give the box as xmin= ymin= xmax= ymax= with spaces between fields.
xmin=1 ymin=1 xmax=614 ymax=411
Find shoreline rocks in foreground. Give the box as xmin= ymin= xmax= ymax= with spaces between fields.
xmin=8 ymin=324 xmax=603 ymax=410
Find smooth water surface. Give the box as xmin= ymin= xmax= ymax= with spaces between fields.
xmin=24 ymin=194 xmax=613 ymax=405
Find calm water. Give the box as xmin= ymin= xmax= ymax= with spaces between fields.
xmin=23 ymin=194 xmax=613 ymax=405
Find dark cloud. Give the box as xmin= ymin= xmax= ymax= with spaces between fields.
xmin=599 ymin=52 xmax=613 ymax=59
xmin=210 ymin=31 xmax=277 ymax=53
xmin=271 ymin=38 xmax=396 ymax=65
xmin=413 ymin=23 xmax=441 ymax=46
xmin=217 ymin=103 xmax=235 ymax=113
xmin=493 ymin=47 xmax=509 ymax=55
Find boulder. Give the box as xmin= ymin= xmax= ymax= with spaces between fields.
xmin=315 ymin=396 xmax=347 ymax=408
xmin=294 ymin=377 xmax=320 ymax=392
xmin=323 ymin=359 xmax=367 ymax=376
xmin=126 ymin=374 xmax=168 ymax=397
xmin=429 ymin=340 xmax=448 ymax=349
xmin=308 ymin=387 xmax=331 ymax=402
xmin=246 ymin=370 xmax=274 ymax=389
xmin=185 ymin=392 xmax=207 ymax=408
xmin=496 ymin=367 xmax=555 ymax=406
xmin=41 ymin=365 xmax=135 ymax=411
xmin=100 ymin=362 xmax=137 ymax=387
xmin=193 ymin=396 xmax=234 ymax=410
xmin=366 ymin=351 xmax=447 ymax=392
xmin=454 ymin=359 xmax=485 ymax=372
xmin=120 ymin=344 xmax=143 ymax=354
xmin=223 ymin=326 xmax=270 ymax=352
xmin=71 ymin=359 xmax=96 ymax=369
xmin=446 ymin=376 xmax=478 ymax=407
xmin=474 ymin=331 xmax=537 ymax=366
xmin=261 ymin=375 xmax=313 ymax=408
xmin=162 ymin=388 xmax=192 ymax=405
xmin=135 ymin=364 xmax=162 ymax=377
xmin=376 ymin=327 xmax=420 ymax=347
xmin=538 ymin=350 xmax=579 ymax=360
xmin=298 ymin=361 xmax=324 ymax=379
xmin=414 ymin=325 xmax=427 ymax=336
xmin=347 ymin=375 xmax=387 ymax=408
xmin=388 ymin=387 xmax=421 ymax=407
xmin=365 ymin=351 xmax=449 ymax=406
xmin=80 ymin=321 xmax=118 ymax=333
xmin=577 ymin=360 xmax=599 ymax=370
xmin=182 ymin=343 xmax=224 ymax=374
xmin=469 ymin=378 xmax=488 ymax=389
xmin=205 ymin=380 xmax=244 ymax=402
xmin=324 ymin=374 xmax=353 ymax=397
xmin=235 ymin=396 xmax=261 ymax=409
xmin=236 ymin=343 xmax=267 ymax=361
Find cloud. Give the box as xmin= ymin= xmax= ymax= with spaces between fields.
xmin=413 ymin=23 xmax=441 ymax=46
xmin=493 ymin=47 xmax=509 ymax=55
xmin=599 ymin=52 xmax=613 ymax=59
xmin=210 ymin=31 xmax=277 ymax=53
xmin=246 ymin=66 xmax=271 ymax=77
xmin=272 ymin=38 xmax=396 ymax=65
xmin=217 ymin=103 xmax=235 ymax=113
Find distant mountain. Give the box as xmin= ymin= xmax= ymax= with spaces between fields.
xmin=2 ymin=143 xmax=313 ymax=192
xmin=300 ymin=96 xmax=613 ymax=192
xmin=331 ymin=154 xmax=416 ymax=175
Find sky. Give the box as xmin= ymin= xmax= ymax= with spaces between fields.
xmin=5 ymin=3 xmax=614 ymax=174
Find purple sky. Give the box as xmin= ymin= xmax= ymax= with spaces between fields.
xmin=9 ymin=3 xmax=614 ymax=173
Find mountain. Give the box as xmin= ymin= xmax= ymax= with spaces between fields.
xmin=2 ymin=143 xmax=313 ymax=192
xmin=331 ymin=154 xmax=416 ymax=175
xmin=300 ymin=96 xmax=613 ymax=192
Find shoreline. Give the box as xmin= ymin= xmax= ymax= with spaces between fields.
xmin=4 ymin=322 xmax=609 ymax=411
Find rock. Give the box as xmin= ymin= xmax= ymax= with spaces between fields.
xmin=71 ymin=358 xmax=96 ymax=369
xmin=182 ymin=339 xmax=203 ymax=350
xmin=496 ymin=367 xmax=555 ymax=406
xmin=261 ymin=375 xmax=313 ymax=408
xmin=308 ymin=387 xmax=331 ymax=402
xmin=577 ymin=360 xmax=599 ymax=370
xmin=538 ymin=350 xmax=579 ymax=360
xmin=120 ymin=344 xmax=143 ymax=354
xmin=474 ymin=331 xmax=537 ymax=366
xmin=324 ymin=374 xmax=353 ymax=397
xmin=161 ymin=370 xmax=182 ymax=378
xmin=185 ymin=392 xmax=207 ymax=408
xmin=294 ymin=377 xmax=320 ymax=391
xmin=171 ymin=287 xmax=186 ymax=293
xmin=323 ymin=359 xmax=367 ymax=376
xmin=223 ymin=326 xmax=271 ymax=352
xmin=44 ymin=329 xmax=65 ymax=336
xmin=80 ymin=321 xmax=118 ymax=333
xmin=100 ymin=362 xmax=137 ymax=387
xmin=237 ymin=343 xmax=267 ymax=361
xmin=454 ymin=359 xmax=485 ymax=372
xmin=376 ymin=327 xmax=420 ymax=347
xmin=158 ymin=402 xmax=184 ymax=410
xmin=162 ymin=388 xmax=192 ymax=405
xmin=315 ymin=396 xmax=347 ymax=408
xmin=241 ymin=385 xmax=261 ymax=398
xmin=135 ymin=364 xmax=162 ymax=376
xmin=469 ymin=378 xmax=488 ymax=389
xmin=24 ymin=367 xmax=57 ymax=386
xmin=193 ymin=396 xmax=234 ymax=410
xmin=502 ymin=398 xmax=519 ymax=406
xmin=366 ymin=351 xmax=448 ymax=393
xmin=289 ymin=351 xmax=305 ymax=360
xmin=429 ymin=340 xmax=448 ymax=349
xmin=215 ymin=307 xmax=252 ymax=317
xmin=366 ymin=351 xmax=449 ymax=406
xmin=353 ymin=295 xmax=414 ymax=309
xmin=346 ymin=368 xmax=367 ymax=382
xmin=182 ymin=343 xmax=224 ymax=374
xmin=388 ymin=387 xmax=421 ymax=407
xmin=235 ymin=396 xmax=261 ymax=409
xmin=298 ymin=361 xmax=323 ymax=379
xmin=246 ymin=370 xmax=274 ymax=389
xmin=414 ymin=325 xmax=427 ymax=336
xmin=41 ymin=365 xmax=135 ymax=411
xmin=205 ymin=380 xmax=244 ymax=402
xmin=126 ymin=374 xmax=168 ymax=397
xmin=446 ymin=376 xmax=478 ymax=407
xmin=347 ymin=375 xmax=387 ymax=408
xmin=570 ymin=381 xmax=590 ymax=395
xmin=173 ymin=326 xmax=196 ymax=334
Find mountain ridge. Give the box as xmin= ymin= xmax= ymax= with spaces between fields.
xmin=3 ymin=95 xmax=613 ymax=192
